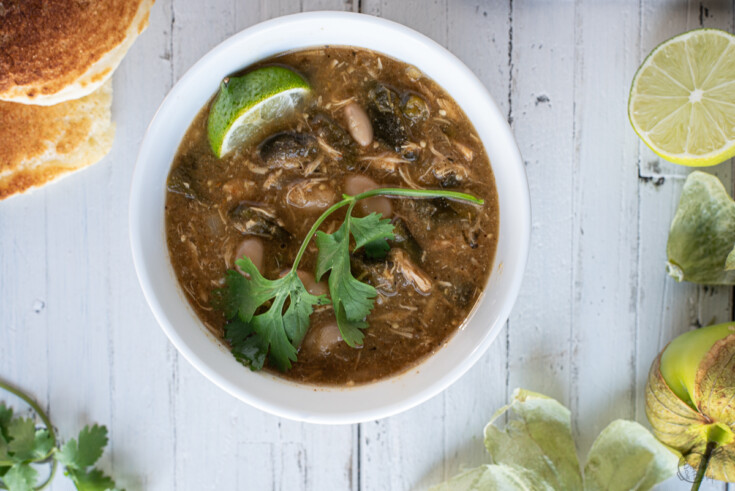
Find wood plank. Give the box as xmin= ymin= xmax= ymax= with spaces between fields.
xmin=87 ymin=2 xmax=179 ymax=489
xmin=0 ymin=183 xmax=50 ymax=481
xmin=167 ymin=1 xmax=356 ymax=489
xmin=636 ymin=1 xmax=733 ymax=490
xmin=358 ymin=1 xmax=510 ymax=489
xmin=5 ymin=2 xmax=734 ymax=490
xmin=506 ymin=0 xmax=576 ymax=417
xmin=570 ymin=0 xmax=641 ymax=455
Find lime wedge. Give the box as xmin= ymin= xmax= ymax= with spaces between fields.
xmin=207 ymin=66 xmax=310 ymax=158
xmin=629 ymin=29 xmax=735 ymax=167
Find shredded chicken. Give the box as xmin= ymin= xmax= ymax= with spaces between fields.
xmin=432 ymin=159 xmax=469 ymax=182
xmin=247 ymin=161 xmax=270 ymax=175
xmin=437 ymin=98 xmax=459 ymax=121
xmin=454 ymin=141 xmax=475 ymax=161
xmin=317 ymin=137 xmax=343 ymax=159
xmin=398 ymin=167 xmax=420 ymax=189
xmin=325 ymin=96 xmax=355 ymax=111
xmin=418 ymin=157 xmax=469 ymax=186
xmin=359 ymin=152 xmax=410 ymax=173
xmin=248 ymin=206 xmax=278 ymax=220
xmin=303 ymin=155 xmax=325 ymax=176
xmin=263 ymin=170 xmax=283 ymax=189
xmin=390 ymin=249 xmax=432 ymax=294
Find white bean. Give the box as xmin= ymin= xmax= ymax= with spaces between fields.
xmin=234 ymin=238 xmax=264 ymax=276
xmin=302 ymin=322 xmax=343 ymax=355
xmin=279 ymin=269 xmax=329 ymax=297
xmin=344 ymin=175 xmax=393 ymax=218
xmin=298 ymin=270 xmax=329 ymax=296
xmin=285 ymin=180 xmax=337 ymax=212
xmin=344 ymin=102 xmax=373 ymax=147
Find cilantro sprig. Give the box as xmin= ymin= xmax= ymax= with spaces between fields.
xmin=0 ymin=381 xmax=122 ymax=491
xmin=216 ymin=187 xmax=483 ymax=371
xmin=315 ymin=206 xmax=395 ymax=347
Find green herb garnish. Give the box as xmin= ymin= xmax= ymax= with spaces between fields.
xmin=0 ymin=381 xmax=122 ymax=491
xmin=216 ymin=187 xmax=484 ymax=372
xmin=315 ymin=210 xmax=395 ymax=347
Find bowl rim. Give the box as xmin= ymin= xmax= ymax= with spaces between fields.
xmin=129 ymin=10 xmax=530 ymax=424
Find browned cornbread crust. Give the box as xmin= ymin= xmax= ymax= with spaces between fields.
xmin=0 ymin=81 xmax=114 ymax=200
xmin=0 ymin=0 xmax=153 ymax=104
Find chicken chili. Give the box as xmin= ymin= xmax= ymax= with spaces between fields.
xmin=165 ymin=46 xmax=499 ymax=386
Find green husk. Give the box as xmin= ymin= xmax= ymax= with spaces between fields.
xmin=433 ymin=389 xmax=677 ymax=490
xmin=646 ymin=329 xmax=735 ymax=483
xmin=666 ymin=171 xmax=735 ymax=284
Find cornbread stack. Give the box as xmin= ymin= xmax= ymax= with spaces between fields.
xmin=0 ymin=0 xmax=155 ymax=200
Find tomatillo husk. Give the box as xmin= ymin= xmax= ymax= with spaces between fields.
xmin=646 ymin=323 xmax=735 ymax=482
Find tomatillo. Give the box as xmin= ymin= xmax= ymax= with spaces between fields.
xmin=646 ymin=323 xmax=735 ymax=485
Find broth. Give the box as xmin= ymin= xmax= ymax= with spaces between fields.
xmin=165 ymin=46 xmax=499 ymax=386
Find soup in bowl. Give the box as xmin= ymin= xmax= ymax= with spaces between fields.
xmin=130 ymin=11 xmax=529 ymax=423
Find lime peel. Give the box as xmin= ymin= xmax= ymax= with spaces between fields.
xmin=207 ymin=66 xmax=311 ymax=158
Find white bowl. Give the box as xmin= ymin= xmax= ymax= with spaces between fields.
xmin=130 ymin=11 xmax=530 ymax=424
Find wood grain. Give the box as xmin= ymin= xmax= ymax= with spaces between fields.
xmin=0 ymin=0 xmax=733 ymax=490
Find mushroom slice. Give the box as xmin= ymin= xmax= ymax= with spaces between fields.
xmin=228 ymin=203 xmax=289 ymax=241
xmin=258 ymin=132 xmax=317 ymax=169
xmin=390 ymin=217 xmax=422 ymax=262
xmin=167 ymin=155 xmax=209 ymax=204
xmin=367 ymin=83 xmax=408 ymax=150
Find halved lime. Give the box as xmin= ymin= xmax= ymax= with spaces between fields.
xmin=629 ymin=29 xmax=735 ymax=167
xmin=207 ymin=66 xmax=310 ymax=158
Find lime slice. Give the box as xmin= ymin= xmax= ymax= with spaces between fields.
xmin=207 ymin=66 xmax=310 ymax=158
xmin=629 ymin=29 xmax=735 ymax=167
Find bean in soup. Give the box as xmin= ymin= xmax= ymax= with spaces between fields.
xmin=165 ymin=46 xmax=499 ymax=386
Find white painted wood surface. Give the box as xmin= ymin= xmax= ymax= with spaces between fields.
xmin=1 ymin=1 xmax=733 ymax=489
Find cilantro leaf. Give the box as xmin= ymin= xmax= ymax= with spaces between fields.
xmin=0 ymin=413 xmax=51 ymax=466
xmin=315 ymin=213 xmax=395 ymax=347
xmin=0 ymin=404 xmax=13 ymax=440
xmin=58 ymin=426 xmax=123 ymax=491
xmin=31 ymin=429 xmax=53 ymax=460
xmin=0 ymin=435 xmax=8 ymax=461
xmin=6 ymin=418 xmax=36 ymax=461
xmin=0 ymin=386 xmax=124 ymax=491
xmin=351 ymin=213 xmax=394 ymax=259
xmin=57 ymin=425 xmax=108 ymax=470
xmin=363 ymin=239 xmax=390 ymax=259
xmin=316 ymin=222 xmax=376 ymax=321
xmin=211 ymin=189 xmax=479 ymax=370
xmin=2 ymin=463 xmax=37 ymax=491
xmin=218 ymin=258 xmax=328 ymax=371
xmin=350 ymin=213 xmax=395 ymax=250
xmin=225 ymin=319 xmax=267 ymax=370
xmin=335 ymin=303 xmax=369 ymax=347
xmin=66 ymin=467 xmax=120 ymax=491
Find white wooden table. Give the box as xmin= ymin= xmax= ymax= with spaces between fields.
xmin=2 ymin=1 xmax=734 ymax=489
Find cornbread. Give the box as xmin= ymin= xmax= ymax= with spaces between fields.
xmin=0 ymin=81 xmax=114 ymax=200
xmin=0 ymin=0 xmax=154 ymax=105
